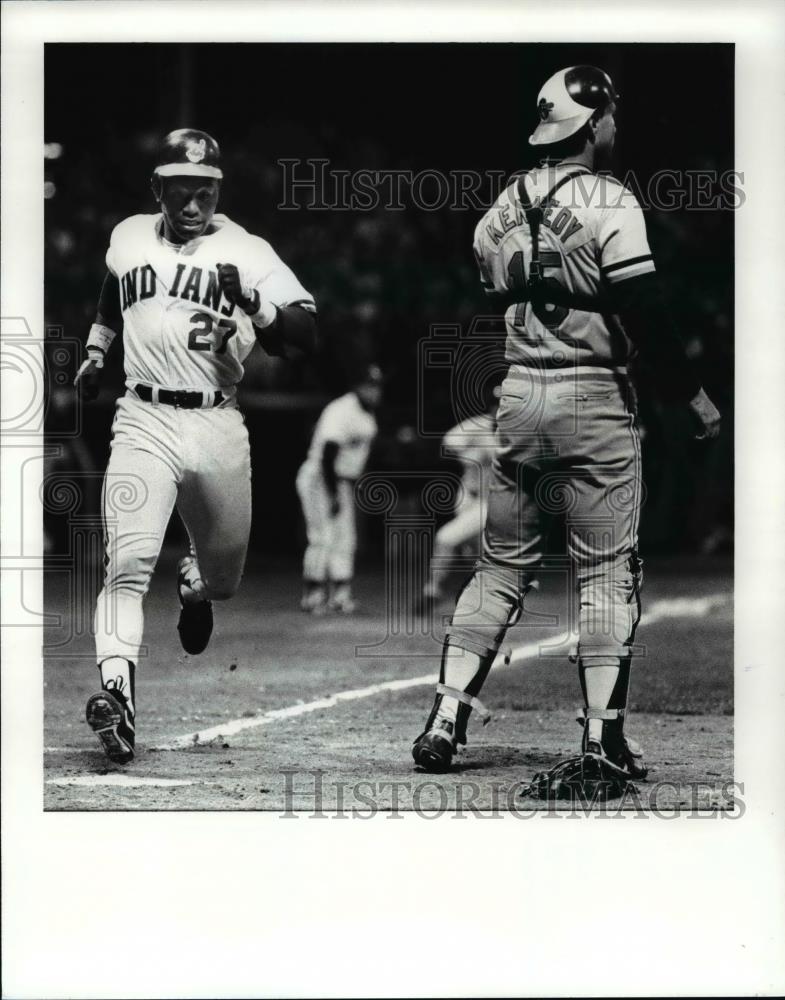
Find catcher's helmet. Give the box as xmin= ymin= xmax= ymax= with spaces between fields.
xmin=529 ymin=66 xmax=617 ymax=146
xmin=153 ymin=128 xmax=223 ymax=180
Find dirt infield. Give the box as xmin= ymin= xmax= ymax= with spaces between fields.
xmin=44 ymin=554 xmax=733 ymax=812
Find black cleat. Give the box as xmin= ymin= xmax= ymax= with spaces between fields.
xmin=577 ymin=711 xmax=648 ymax=780
xmin=412 ymin=718 xmax=457 ymax=772
xmin=86 ymin=681 xmax=135 ymax=764
xmin=582 ymin=738 xmax=643 ymax=781
xmin=177 ymin=556 xmax=213 ymax=654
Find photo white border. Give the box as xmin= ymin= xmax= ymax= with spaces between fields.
xmin=3 ymin=1 xmax=784 ymax=996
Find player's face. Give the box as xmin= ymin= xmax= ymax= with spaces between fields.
xmin=158 ymin=177 xmax=221 ymax=243
xmin=355 ymin=382 xmax=382 ymax=411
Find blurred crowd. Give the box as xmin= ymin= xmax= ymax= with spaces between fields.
xmin=45 ymin=122 xmax=733 ymax=556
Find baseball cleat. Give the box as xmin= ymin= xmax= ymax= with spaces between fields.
xmin=86 ymin=680 xmax=135 ymax=764
xmin=582 ymin=737 xmax=647 ymax=781
xmin=328 ymin=583 xmax=356 ymax=614
xmin=177 ymin=556 xmax=213 ymax=654
xmin=301 ymin=585 xmax=328 ymax=615
xmin=412 ymin=718 xmax=457 ymax=772
xmin=329 ymin=594 xmax=356 ymax=614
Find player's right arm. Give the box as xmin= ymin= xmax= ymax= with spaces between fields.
xmin=598 ymin=189 xmax=721 ymax=439
xmin=315 ymin=399 xmax=348 ymax=517
xmin=74 ymin=227 xmax=124 ymax=401
xmin=443 ymin=419 xmax=471 ymax=456
xmin=321 ymin=441 xmax=341 ymax=517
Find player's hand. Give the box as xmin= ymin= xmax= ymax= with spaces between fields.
xmin=688 ymin=387 xmax=721 ymax=440
xmin=73 ymin=349 xmax=104 ymax=403
xmin=329 ymin=495 xmax=341 ymax=518
xmin=216 ymin=263 xmax=259 ymax=315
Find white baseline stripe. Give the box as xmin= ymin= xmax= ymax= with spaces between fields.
xmin=153 ymin=630 xmax=571 ymax=752
xmin=500 ymin=593 xmax=731 ymax=669
xmin=45 ymin=592 xmax=730 ymax=756
xmin=47 ymin=774 xmax=196 ymax=788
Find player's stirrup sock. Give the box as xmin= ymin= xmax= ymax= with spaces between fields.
xmin=180 ymin=556 xmax=207 ymax=604
xmin=426 ymin=642 xmax=493 ymax=743
xmin=99 ymin=656 xmax=136 ymax=712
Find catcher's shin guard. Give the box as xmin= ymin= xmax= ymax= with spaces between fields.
xmin=412 ymin=684 xmax=491 ymax=772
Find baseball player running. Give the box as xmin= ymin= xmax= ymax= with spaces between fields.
xmin=296 ymin=365 xmax=382 ymax=614
xmin=412 ymin=67 xmax=721 ymax=781
xmin=421 ymin=390 xmax=498 ymax=610
xmin=74 ymin=129 xmax=316 ymax=764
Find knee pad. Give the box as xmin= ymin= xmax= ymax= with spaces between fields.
xmin=445 ymin=564 xmax=533 ymax=658
xmin=577 ymin=550 xmax=643 ymax=660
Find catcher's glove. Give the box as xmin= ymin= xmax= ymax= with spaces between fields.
xmin=520 ymin=752 xmax=637 ymax=804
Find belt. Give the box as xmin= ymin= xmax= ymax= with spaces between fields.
xmin=132 ymin=384 xmax=225 ymax=409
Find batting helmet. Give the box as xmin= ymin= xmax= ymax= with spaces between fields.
xmin=152 ymin=128 xmax=223 ymax=180
xmin=529 ymin=66 xmax=617 ymax=146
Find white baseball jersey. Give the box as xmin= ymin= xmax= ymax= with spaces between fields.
xmin=303 ymin=392 xmax=377 ymax=480
xmin=474 ymin=165 xmax=655 ymax=371
xmin=106 ymin=213 xmax=315 ymax=392
xmin=443 ymin=411 xmax=496 ymax=497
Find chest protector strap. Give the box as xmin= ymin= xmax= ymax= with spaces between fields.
xmin=515 ymin=168 xmax=592 ymax=288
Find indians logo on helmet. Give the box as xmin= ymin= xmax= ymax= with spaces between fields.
xmin=185 ymin=138 xmax=207 ymax=163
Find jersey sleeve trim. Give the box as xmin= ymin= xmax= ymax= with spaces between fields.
xmin=287 ymin=297 xmax=317 ymax=313
xmin=602 ymin=254 xmax=655 ymax=283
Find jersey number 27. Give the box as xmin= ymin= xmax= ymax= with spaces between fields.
xmin=187 ymin=311 xmax=237 ymax=354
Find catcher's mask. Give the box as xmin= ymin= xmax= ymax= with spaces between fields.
xmin=529 ymin=66 xmax=617 ymax=146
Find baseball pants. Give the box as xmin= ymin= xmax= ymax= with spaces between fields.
xmin=446 ymin=368 xmax=643 ymax=663
xmin=94 ymin=394 xmax=252 ymax=665
xmin=296 ymin=465 xmax=356 ymax=582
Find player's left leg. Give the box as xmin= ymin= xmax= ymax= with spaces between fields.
xmin=175 ymin=406 xmax=252 ymax=653
xmin=296 ymin=465 xmax=331 ymax=614
xmin=327 ymin=479 xmax=357 ymax=613
xmin=569 ymin=398 xmax=647 ymax=780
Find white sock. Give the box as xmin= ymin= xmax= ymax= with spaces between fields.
xmin=583 ymin=663 xmax=621 ymax=741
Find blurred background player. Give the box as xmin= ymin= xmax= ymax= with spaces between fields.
xmin=296 ymin=364 xmax=383 ymax=614
xmin=73 ymin=128 xmax=316 ymax=763
xmin=421 ymin=385 xmax=499 ymax=611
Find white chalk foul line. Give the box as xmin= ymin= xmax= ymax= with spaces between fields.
xmin=47 ymin=774 xmax=196 ymax=788
xmin=45 ymin=591 xmax=730 ymax=756
xmin=500 ymin=592 xmax=732 ymax=669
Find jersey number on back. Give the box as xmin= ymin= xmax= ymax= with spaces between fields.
xmin=188 ymin=311 xmax=238 ymax=354
xmin=507 ymin=250 xmax=569 ymax=333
